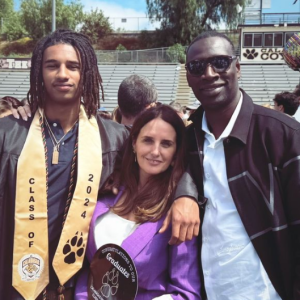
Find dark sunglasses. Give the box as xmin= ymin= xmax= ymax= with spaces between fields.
xmin=185 ymin=55 xmax=237 ymax=76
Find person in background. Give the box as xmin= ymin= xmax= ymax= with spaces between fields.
xmin=111 ymin=106 xmax=122 ymax=124
xmin=0 ymin=98 xmax=13 ymax=118
xmin=118 ymin=74 xmax=157 ymax=126
xmin=97 ymin=107 xmax=112 ymax=120
xmin=292 ymin=85 xmax=300 ymax=122
xmin=261 ymin=103 xmax=272 ymax=109
xmin=186 ymin=99 xmax=201 ymax=117
xmin=169 ymin=100 xmax=191 ymax=126
xmin=75 ymin=105 xmax=201 ymax=300
xmin=181 ymin=105 xmax=190 ymax=121
xmin=169 ymin=100 xmax=184 ymax=119
xmin=273 ymin=91 xmax=299 ymax=118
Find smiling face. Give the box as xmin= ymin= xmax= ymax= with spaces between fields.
xmin=42 ymin=43 xmax=81 ymax=106
xmin=133 ymin=117 xmax=177 ymax=186
xmin=186 ymin=36 xmax=241 ymax=111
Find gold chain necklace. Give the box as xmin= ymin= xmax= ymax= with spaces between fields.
xmin=44 ymin=116 xmax=78 ymax=165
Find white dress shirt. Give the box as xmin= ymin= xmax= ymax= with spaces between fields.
xmin=201 ymin=94 xmax=281 ymax=300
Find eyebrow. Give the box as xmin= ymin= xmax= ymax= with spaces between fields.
xmin=43 ymin=59 xmax=80 ymax=64
xmin=142 ymin=136 xmax=175 ymax=143
xmin=162 ymin=139 xmax=175 ymax=144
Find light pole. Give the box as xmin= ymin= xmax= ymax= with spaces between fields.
xmin=52 ymin=0 xmax=56 ymax=32
xmin=260 ymin=0 xmax=263 ymax=24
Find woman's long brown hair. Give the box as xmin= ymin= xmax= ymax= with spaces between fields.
xmin=110 ymin=105 xmax=187 ymax=223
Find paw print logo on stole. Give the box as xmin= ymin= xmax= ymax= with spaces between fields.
xmin=63 ymin=232 xmax=85 ymax=264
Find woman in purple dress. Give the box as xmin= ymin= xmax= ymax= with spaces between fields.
xmin=75 ymin=105 xmax=201 ymax=300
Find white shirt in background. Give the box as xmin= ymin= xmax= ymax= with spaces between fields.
xmin=293 ymin=106 xmax=300 ymax=122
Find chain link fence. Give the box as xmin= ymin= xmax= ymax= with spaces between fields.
xmin=95 ymin=48 xmax=176 ymax=64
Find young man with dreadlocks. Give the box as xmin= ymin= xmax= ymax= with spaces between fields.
xmin=0 ymin=29 xmax=130 ymax=300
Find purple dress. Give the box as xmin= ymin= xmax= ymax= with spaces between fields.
xmin=75 ymin=190 xmax=201 ymax=300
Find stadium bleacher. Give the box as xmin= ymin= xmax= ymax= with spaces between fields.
xmin=0 ymin=64 xmax=181 ymax=111
xmin=1 ymin=63 xmax=299 ymax=110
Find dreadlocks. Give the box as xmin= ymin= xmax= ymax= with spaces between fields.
xmin=28 ymin=29 xmax=104 ymax=118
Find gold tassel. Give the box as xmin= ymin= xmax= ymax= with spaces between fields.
xmin=42 ymin=289 xmax=47 ymax=300
xmin=57 ymin=285 xmax=65 ymax=300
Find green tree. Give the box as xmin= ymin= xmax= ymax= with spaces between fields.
xmin=116 ymin=44 xmax=126 ymax=51
xmin=0 ymin=0 xmax=13 ymax=34
xmin=146 ymin=0 xmax=248 ymax=46
xmin=20 ymin=0 xmax=84 ymax=40
xmin=80 ymin=8 xmax=112 ymax=44
xmin=0 ymin=0 xmax=13 ymax=20
xmin=166 ymin=43 xmax=186 ymax=63
xmin=3 ymin=12 xmax=28 ymax=41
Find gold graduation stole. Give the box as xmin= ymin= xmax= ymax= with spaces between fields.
xmin=12 ymin=106 xmax=102 ymax=300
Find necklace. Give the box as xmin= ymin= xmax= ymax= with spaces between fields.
xmin=44 ymin=116 xmax=78 ymax=165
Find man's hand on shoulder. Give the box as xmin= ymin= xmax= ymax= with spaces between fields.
xmin=159 ymin=196 xmax=200 ymax=245
xmin=9 ymin=98 xmax=31 ymax=121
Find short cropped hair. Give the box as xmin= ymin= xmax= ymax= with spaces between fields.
xmin=186 ymin=31 xmax=235 ymax=56
xmin=118 ymin=74 xmax=158 ymax=119
xmin=274 ymin=91 xmax=299 ymax=116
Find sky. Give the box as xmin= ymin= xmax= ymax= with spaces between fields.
xmin=14 ymin=0 xmax=300 ymax=31
xmin=263 ymin=0 xmax=300 ymax=13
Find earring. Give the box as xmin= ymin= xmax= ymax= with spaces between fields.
xmin=133 ymin=148 xmax=137 ymax=162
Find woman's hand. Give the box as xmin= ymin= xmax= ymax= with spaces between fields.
xmin=159 ymin=197 xmax=200 ymax=245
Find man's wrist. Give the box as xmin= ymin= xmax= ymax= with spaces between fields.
xmin=175 ymin=195 xmax=207 ymax=207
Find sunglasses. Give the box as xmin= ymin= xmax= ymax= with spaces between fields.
xmin=185 ymin=55 xmax=237 ymax=76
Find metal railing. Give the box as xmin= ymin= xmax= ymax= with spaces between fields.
xmin=242 ymin=13 xmax=300 ymax=25
xmin=109 ymin=17 xmax=157 ymax=31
